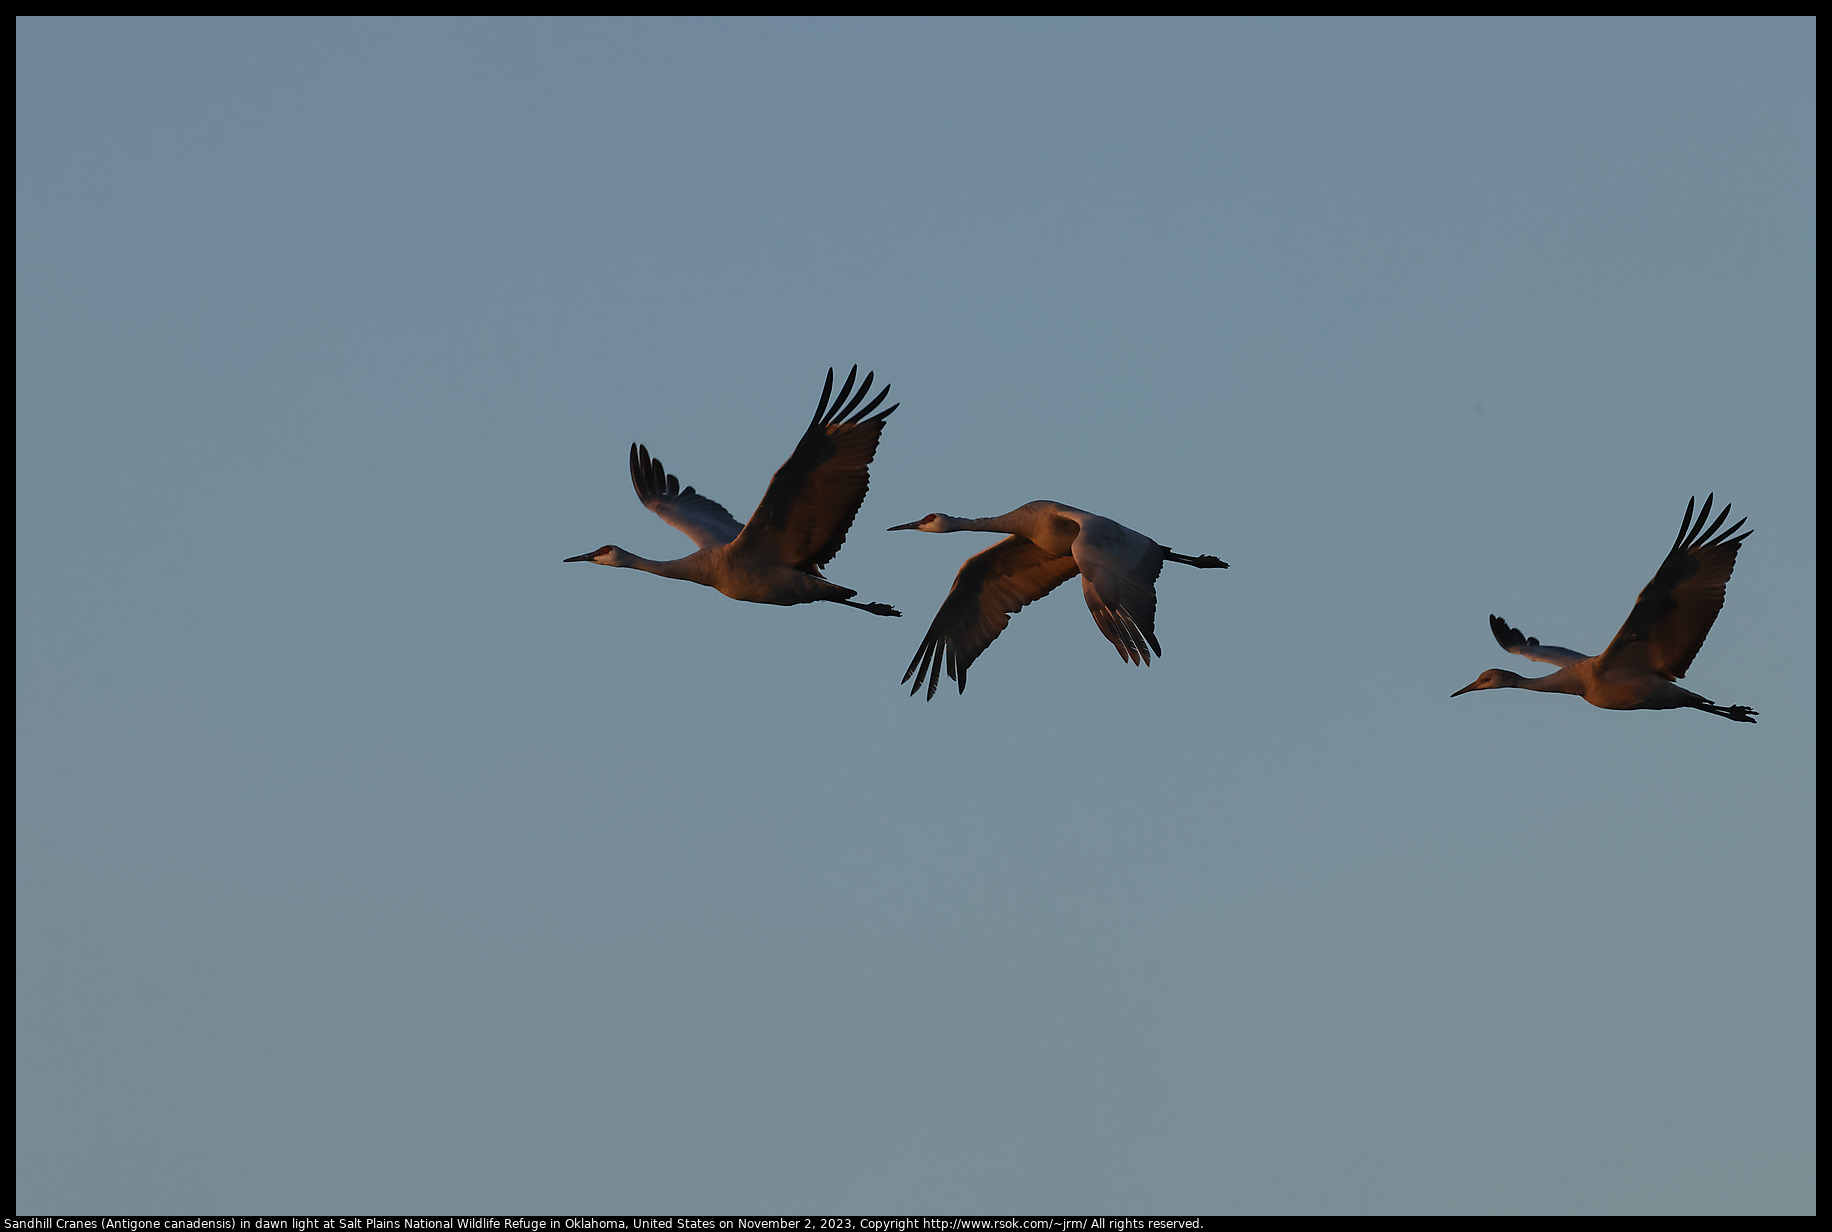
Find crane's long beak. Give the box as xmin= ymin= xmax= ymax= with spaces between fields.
xmin=887 ymin=521 xmax=923 ymax=531
xmin=563 ymin=552 xmax=597 ymax=563
xmin=1450 ymin=681 xmax=1480 ymax=697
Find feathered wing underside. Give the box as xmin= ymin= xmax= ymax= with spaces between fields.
xmin=733 ymin=366 xmax=897 ymax=573
xmin=1074 ymin=520 xmax=1166 ymax=665
xmin=1599 ymin=494 xmax=1751 ymax=680
xmin=629 ymin=443 xmax=745 ymax=549
xmin=1488 ymin=615 xmax=1589 ymax=667
xmin=903 ymin=537 xmax=1082 ymax=699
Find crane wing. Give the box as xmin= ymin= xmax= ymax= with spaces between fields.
xmin=903 ymin=536 xmax=1081 ymax=699
xmin=1073 ymin=518 xmax=1166 ymax=665
xmin=1598 ymin=494 xmax=1750 ymax=680
xmin=1488 ymin=615 xmax=1589 ymax=667
xmin=732 ymin=366 xmax=897 ymax=573
xmin=629 ymin=444 xmax=744 ymax=550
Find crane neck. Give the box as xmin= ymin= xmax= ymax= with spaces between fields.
xmin=1518 ymin=668 xmax=1584 ymax=696
xmin=941 ymin=509 xmax=1041 ymax=536
xmin=613 ymin=548 xmax=717 ymax=585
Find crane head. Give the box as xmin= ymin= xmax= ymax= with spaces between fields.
xmin=1452 ymin=668 xmax=1525 ymax=697
xmin=888 ymin=514 xmax=949 ymax=532
xmin=564 ymin=545 xmax=622 ymax=566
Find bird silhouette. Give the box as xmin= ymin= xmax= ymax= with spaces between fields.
xmin=890 ymin=501 xmax=1227 ymax=698
xmin=1453 ymin=495 xmax=1756 ymax=722
xmin=566 ymin=367 xmax=901 ymax=617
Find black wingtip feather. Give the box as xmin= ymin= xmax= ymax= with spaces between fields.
xmin=1674 ymin=496 xmax=1698 ymax=550
xmin=905 ymin=637 xmax=945 ymax=700
xmin=813 ymin=368 xmax=835 ymax=422
xmin=840 ymin=372 xmax=873 ymax=419
xmin=1489 ymin=614 xmax=1528 ymax=653
xmin=1697 ymin=501 xmax=1733 ymax=546
xmin=901 ymin=644 xmax=924 ymax=687
xmin=853 ymin=384 xmax=891 ymax=422
xmin=631 ymin=443 xmax=664 ymax=500
xmin=1673 ymin=494 xmax=1754 ymax=553
xmin=824 ymin=366 xmax=859 ymax=426
xmin=809 ymin=366 xmax=900 ymax=429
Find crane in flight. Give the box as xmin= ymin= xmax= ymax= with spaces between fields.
xmin=566 ymin=367 xmax=902 ymax=618
xmin=889 ymin=501 xmax=1228 ymax=698
xmin=1453 ymin=495 xmax=1757 ymax=722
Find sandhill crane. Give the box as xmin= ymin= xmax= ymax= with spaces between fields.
xmin=889 ymin=501 xmax=1228 ymax=698
xmin=565 ymin=367 xmax=902 ymax=617
xmin=1453 ymin=495 xmax=1757 ymax=722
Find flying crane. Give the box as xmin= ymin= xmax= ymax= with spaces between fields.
xmin=566 ymin=367 xmax=902 ymax=618
xmin=1453 ymin=495 xmax=1757 ymax=722
xmin=890 ymin=501 xmax=1227 ymax=698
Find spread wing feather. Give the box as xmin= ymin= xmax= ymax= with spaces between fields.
xmin=1488 ymin=615 xmax=1589 ymax=667
xmin=629 ymin=443 xmax=744 ymax=549
xmin=903 ymin=537 xmax=1081 ymax=699
xmin=733 ymin=366 xmax=897 ymax=573
xmin=1074 ymin=520 xmax=1166 ymax=665
xmin=1598 ymin=494 xmax=1751 ymax=680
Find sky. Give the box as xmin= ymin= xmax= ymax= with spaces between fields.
xmin=15 ymin=17 xmax=1815 ymax=1215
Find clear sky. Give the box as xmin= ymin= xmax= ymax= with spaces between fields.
xmin=16 ymin=17 xmax=1815 ymax=1215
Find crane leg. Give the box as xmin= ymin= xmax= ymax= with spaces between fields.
xmin=1164 ymin=550 xmax=1229 ymax=569
xmin=833 ymin=598 xmax=902 ymax=617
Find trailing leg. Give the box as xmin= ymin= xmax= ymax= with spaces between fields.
xmin=1691 ymin=700 xmax=1758 ymax=723
xmin=1163 ymin=549 xmax=1229 ymax=569
xmin=833 ymin=598 xmax=902 ymax=617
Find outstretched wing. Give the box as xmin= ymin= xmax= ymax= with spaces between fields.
xmin=1073 ymin=517 xmax=1166 ymax=665
xmin=732 ymin=366 xmax=897 ymax=572
xmin=903 ymin=536 xmax=1081 ymax=699
xmin=1598 ymin=494 xmax=1751 ymax=680
xmin=1488 ymin=615 xmax=1589 ymax=667
xmin=629 ymin=443 xmax=744 ymax=550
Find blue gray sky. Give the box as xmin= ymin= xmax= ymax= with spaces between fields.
xmin=16 ymin=17 xmax=1814 ymax=1214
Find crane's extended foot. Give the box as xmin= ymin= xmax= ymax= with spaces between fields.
xmin=1164 ymin=550 xmax=1229 ymax=569
xmin=837 ymin=599 xmax=901 ymax=617
xmin=1706 ymin=703 xmax=1758 ymax=723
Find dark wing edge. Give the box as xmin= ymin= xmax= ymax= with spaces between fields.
xmin=1490 ymin=614 xmax=1529 ymax=653
xmin=901 ymin=537 xmax=1081 ymax=700
xmin=628 ymin=443 xmax=746 ymax=548
xmin=736 ymin=365 xmax=899 ymax=571
xmin=1487 ymin=615 xmax=1588 ymax=666
xmin=1079 ymin=553 xmax=1165 ymax=666
xmin=810 ymin=364 xmax=898 ymax=434
xmin=1600 ymin=493 xmax=1752 ymax=679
